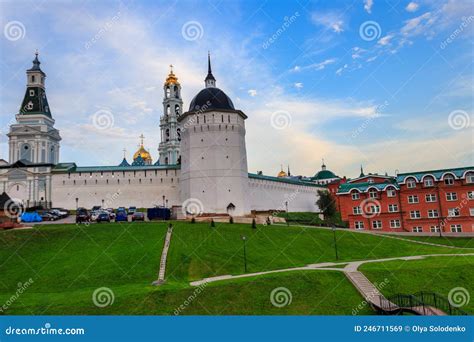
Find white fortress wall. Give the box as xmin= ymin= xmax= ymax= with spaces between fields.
xmin=51 ymin=168 xmax=181 ymax=209
xmin=248 ymin=176 xmax=324 ymax=213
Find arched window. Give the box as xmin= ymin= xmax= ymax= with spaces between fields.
xmin=406 ymin=178 xmax=416 ymax=189
xmin=443 ymin=174 xmax=455 ymax=185
xmin=465 ymin=172 xmax=474 ymax=184
xmin=177 ymin=128 xmax=181 ymax=141
xmin=423 ymin=176 xmax=434 ymax=187
xmin=175 ymin=104 xmax=180 ymax=114
xmin=165 ymin=87 xmax=170 ymax=98
xmin=174 ymin=86 xmax=179 ymax=98
xmin=20 ymin=143 xmax=32 ymax=161
xmin=165 ymin=129 xmax=170 ymax=142
xmin=166 ymin=105 xmax=171 ymax=115
xmin=368 ymin=189 xmax=378 ymax=199
xmin=31 ymin=75 xmax=35 ymax=83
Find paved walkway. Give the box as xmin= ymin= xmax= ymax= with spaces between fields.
xmin=190 ymin=253 xmax=474 ymax=315
xmin=152 ymin=226 xmax=173 ymax=286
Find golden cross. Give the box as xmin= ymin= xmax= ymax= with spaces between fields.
xmin=139 ymin=134 xmax=145 ymax=145
xmin=169 ymin=64 xmax=173 ymax=73
xmin=123 ymin=148 xmax=127 ymax=158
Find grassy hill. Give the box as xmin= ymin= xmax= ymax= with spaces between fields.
xmin=0 ymin=221 xmax=471 ymax=315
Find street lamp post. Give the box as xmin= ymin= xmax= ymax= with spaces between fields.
xmin=332 ymin=225 xmax=339 ymax=260
xmin=285 ymin=201 xmax=289 ymax=226
xmin=241 ymin=235 xmax=247 ymax=273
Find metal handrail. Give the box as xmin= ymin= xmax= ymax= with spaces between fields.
xmin=379 ymin=291 xmax=468 ymax=316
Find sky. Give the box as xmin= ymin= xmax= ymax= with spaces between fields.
xmin=0 ymin=0 xmax=472 ymax=179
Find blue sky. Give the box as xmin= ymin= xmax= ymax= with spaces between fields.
xmin=0 ymin=0 xmax=472 ymax=178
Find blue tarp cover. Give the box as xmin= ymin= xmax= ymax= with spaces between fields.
xmin=20 ymin=212 xmax=43 ymax=222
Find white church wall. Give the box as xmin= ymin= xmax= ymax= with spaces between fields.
xmin=248 ymin=177 xmax=323 ymax=213
xmin=51 ymin=168 xmax=181 ymax=209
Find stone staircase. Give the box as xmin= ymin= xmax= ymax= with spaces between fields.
xmin=152 ymin=226 xmax=173 ymax=286
xmin=345 ymin=271 xmax=394 ymax=309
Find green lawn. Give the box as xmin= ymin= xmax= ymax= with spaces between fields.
xmin=360 ymin=256 xmax=474 ymax=314
xmin=0 ymin=221 xmax=470 ymax=315
xmin=396 ymin=236 xmax=474 ymax=249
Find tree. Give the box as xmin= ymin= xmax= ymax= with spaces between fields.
xmin=251 ymin=218 xmax=257 ymax=229
xmin=229 ymin=216 xmax=234 ymax=224
xmin=316 ymin=190 xmax=337 ymax=219
xmin=210 ymin=219 xmax=215 ymax=228
xmin=191 ymin=217 xmax=196 ymax=224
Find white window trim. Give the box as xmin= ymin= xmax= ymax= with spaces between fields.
xmin=425 ymin=194 xmax=437 ymax=203
xmin=410 ymin=210 xmax=421 ymax=219
xmin=390 ymin=220 xmax=401 ymax=228
xmin=446 ymin=192 xmax=458 ymax=201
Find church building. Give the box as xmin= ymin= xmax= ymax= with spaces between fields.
xmin=0 ymin=53 xmax=325 ymax=216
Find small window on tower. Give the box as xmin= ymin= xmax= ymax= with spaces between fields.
xmin=27 ymin=101 xmax=33 ymax=110
xmin=31 ymin=75 xmax=35 ymax=83
xmin=29 ymin=90 xmax=35 ymax=96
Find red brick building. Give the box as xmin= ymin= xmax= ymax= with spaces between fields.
xmin=336 ymin=166 xmax=474 ymax=233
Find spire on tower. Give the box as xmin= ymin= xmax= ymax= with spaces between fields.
xmin=287 ymin=164 xmax=291 ymax=177
xmin=360 ymin=165 xmax=365 ymax=177
xmin=205 ymin=52 xmax=216 ymax=88
xmin=321 ymin=158 xmax=326 ymax=170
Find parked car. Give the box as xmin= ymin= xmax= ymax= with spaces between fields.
xmin=91 ymin=211 xmax=101 ymax=221
xmin=76 ymin=208 xmax=91 ymax=223
xmin=41 ymin=212 xmax=57 ymax=221
xmin=115 ymin=210 xmax=128 ymax=222
xmin=106 ymin=208 xmax=116 ymax=220
xmin=91 ymin=206 xmax=102 ymax=211
xmin=96 ymin=211 xmax=111 ymax=223
xmin=50 ymin=209 xmax=67 ymax=219
xmin=128 ymin=206 xmax=137 ymax=215
xmin=132 ymin=212 xmax=145 ymax=222
xmin=51 ymin=208 xmax=70 ymax=217
xmin=117 ymin=207 xmax=127 ymax=215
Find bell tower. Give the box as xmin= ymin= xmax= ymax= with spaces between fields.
xmin=159 ymin=65 xmax=183 ymax=165
xmin=7 ymin=52 xmax=61 ymax=164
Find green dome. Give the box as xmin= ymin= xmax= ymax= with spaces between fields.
xmin=312 ymin=169 xmax=337 ymax=180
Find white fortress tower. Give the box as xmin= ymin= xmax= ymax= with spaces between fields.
xmin=178 ymin=54 xmax=250 ymax=216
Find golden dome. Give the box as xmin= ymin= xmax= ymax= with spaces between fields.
xmin=165 ymin=64 xmax=180 ymax=86
xmin=133 ymin=145 xmax=152 ymax=163
xmin=277 ymin=170 xmax=288 ymax=178
xmin=133 ymin=134 xmax=153 ymax=164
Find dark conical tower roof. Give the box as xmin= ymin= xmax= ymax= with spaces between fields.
xmin=205 ymin=52 xmax=216 ymax=82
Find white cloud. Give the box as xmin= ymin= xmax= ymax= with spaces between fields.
xmin=364 ymin=0 xmax=374 ymax=14
xmin=248 ymin=89 xmax=257 ymax=97
xmin=336 ymin=64 xmax=348 ymax=76
xmin=406 ymin=2 xmax=419 ymax=12
xmin=311 ymin=11 xmax=345 ymax=33
xmin=294 ymin=82 xmax=303 ymax=89
xmin=378 ymin=34 xmax=394 ymax=45
xmin=293 ymin=58 xmax=337 ymax=72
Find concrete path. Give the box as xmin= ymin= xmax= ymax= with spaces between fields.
xmin=190 ymin=253 xmax=474 ymax=287
xmin=152 ymin=226 xmax=173 ymax=286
